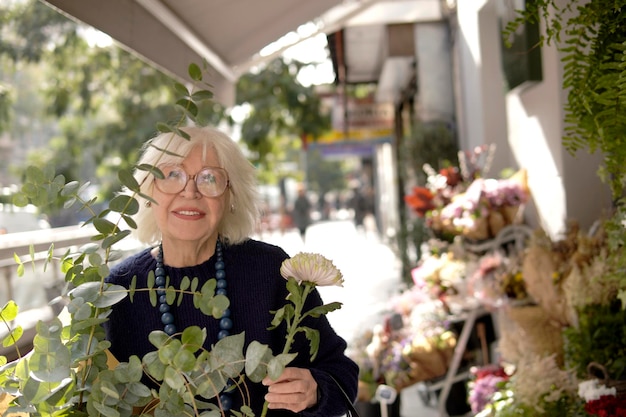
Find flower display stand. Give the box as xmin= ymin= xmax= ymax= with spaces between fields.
xmin=354 ymin=397 xmax=401 ymax=417
xmin=418 ymin=306 xmax=485 ymax=416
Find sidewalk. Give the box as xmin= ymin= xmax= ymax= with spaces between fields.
xmin=255 ymin=219 xmax=442 ymax=417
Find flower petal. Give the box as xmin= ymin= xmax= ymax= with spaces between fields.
xmin=280 ymin=253 xmax=344 ymax=287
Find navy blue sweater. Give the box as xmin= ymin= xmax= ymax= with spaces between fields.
xmin=104 ymin=239 xmax=358 ymax=416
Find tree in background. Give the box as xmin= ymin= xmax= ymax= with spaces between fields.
xmin=1 ymin=0 xmax=342 ymax=225
xmin=236 ymin=58 xmax=332 ymax=184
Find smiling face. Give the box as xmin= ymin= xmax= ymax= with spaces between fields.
xmin=151 ymin=144 xmax=229 ymax=255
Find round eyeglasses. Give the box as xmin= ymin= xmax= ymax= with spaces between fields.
xmin=154 ymin=166 xmax=230 ymax=197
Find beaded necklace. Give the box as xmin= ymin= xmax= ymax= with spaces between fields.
xmin=154 ymin=240 xmax=233 ymax=410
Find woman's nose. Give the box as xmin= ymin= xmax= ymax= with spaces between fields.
xmin=181 ymin=176 xmax=201 ymax=197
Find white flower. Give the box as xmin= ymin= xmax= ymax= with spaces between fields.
xmin=578 ymin=378 xmax=616 ymax=402
xmin=280 ymin=252 xmax=344 ymax=287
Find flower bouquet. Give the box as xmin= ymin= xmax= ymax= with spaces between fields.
xmin=350 ymin=298 xmax=458 ymax=399
xmin=467 ymin=250 xmax=529 ymax=309
xmin=404 ymin=144 xmax=530 ymax=242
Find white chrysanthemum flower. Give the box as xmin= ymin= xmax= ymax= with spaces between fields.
xmin=280 ymin=252 xmax=344 ymax=287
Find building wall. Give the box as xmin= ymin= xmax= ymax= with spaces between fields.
xmin=453 ymin=0 xmax=611 ymax=238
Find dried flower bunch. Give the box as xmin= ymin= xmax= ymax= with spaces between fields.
xmin=522 ymin=220 xmax=609 ymax=327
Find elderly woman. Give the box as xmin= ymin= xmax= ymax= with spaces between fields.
xmin=103 ymin=125 xmax=358 ymax=416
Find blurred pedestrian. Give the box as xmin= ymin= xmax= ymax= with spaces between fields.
xmin=292 ymin=185 xmax=312 ymax=241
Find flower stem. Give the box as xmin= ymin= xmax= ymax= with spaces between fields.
xmin=261 ymin=282 xmax=314 ymax=417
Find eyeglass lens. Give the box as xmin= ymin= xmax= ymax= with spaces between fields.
xmin=155 ymin=166 xmax=229 ymax=197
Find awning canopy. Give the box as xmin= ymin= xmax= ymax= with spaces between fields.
xmin=41 ymin=0 xmax=443 ymax=106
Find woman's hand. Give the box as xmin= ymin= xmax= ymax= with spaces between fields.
xmin=262 ymin=367 xmax=318 ymax=412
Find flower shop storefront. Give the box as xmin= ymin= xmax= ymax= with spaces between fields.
xmin=349 ymin=145 xmax=625 ymax=417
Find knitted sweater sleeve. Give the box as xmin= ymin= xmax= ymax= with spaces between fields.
xmin=298 ymin=288 xmax=359 ymax=417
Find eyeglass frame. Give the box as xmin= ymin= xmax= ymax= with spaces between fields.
xmin=153 ymin=165 xmax=231 ymax=198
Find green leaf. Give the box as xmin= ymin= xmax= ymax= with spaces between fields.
xmin=191 ymin=90 xmax=214 ymax=101
xmin=148 ymin=331 xmax=170 ymax=349
xmin=268 ymin=306 xmax=286 ymax=329
xmin=60 ymin=180 xmax=80 ymax=196
xmin=119 ymin=169 xmax=140 ymax=193
xmin=29 ymin=326 xmax=71 ymax=381
xmin=267 ymin=353 xmax=297 ymax=380
xmin=93 ymin=218 xmax=117 ymax=234
xmin=2 ymin=326 xmax=23 ymax=347
xmin=143 ymin=351 xmax=166 ymax=381
xmin=136 ymin=163 xmax=164 ymax=178
xmin=109 ymin=194 xmax=140 ymax=215
xmin=244 ymin=341 xmax=272 ymax=383
xmin=163 ymin=366 xmax=185 ymax=390
xmin=188 ymin=63 xmax=202 ymax=81
xmin=93 ymin=284 xmax=128 ymax=308
xmin=25 ymin=165 xmax=44 ymax=183
xmin=100 ymin=379 xmax=120 ymax=399
xmin=159 ymin=339 xmax=182 ymax=365
xmin=102 ymin=230 xmax=131 ymax=249
xmin=181 ymin=326 xmax=206 ymax=352
xmin=173 ymin=349 xmax=195 ymax=373
xmin=173 ymin=82 xmax=189 ymax=97
xmin=210 ymin=332 xmax=245 ymax=378
xmin=80 ymin=242 xmax=101 ymax=254
xmin=122 ymin=214 xmax=138 ymax=230
xmin=12 ymin=193 xmax=28 ymax=207
xmin=301 ymin=327 xmax=320 ymax=361
xmin=286 ymin=277 xmax=302 ymax=305
xmin=176 ymin=98 xmax=198 ymax=117
xmin=0 ymin=300 xmax=19 ymax=321
xmin=179 ymin=276 xmax=190 ymax=292
xmin=69 ymin=282 xmax=102 ymax=303
xmin=92 ymin=400 xmax=121 ymax=417
xmin=208 ymin=294 xmax=229 ymax=319
xmin=73 ymin=303 xmax=92 ymax=321
xmin=156 ymin=122 xmax=173 ymax=133
xmin=88 ymin=251 xmax=103 ymax=266
xmin=304 ymin=302 xmax=342 ymax=318
xmin=130 ymin=276 xmax=137 ymax=302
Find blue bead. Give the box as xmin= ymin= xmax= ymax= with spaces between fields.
xmin=158 ymin=303 xmax=170 ymax=313
xmin=156 ymin=287 xmax=166 ymax=296
xmin=155 ymin=275 xmax=166 ymax=286
xmin=155 ymin=267 xmax=165 ymax=277
xmin=217 ymin=279 xmax=227 ymax=289
xmin=161 ymin=312 xmax=174 ymax=325
xmin=164 ymin=324 xmax=177 ymax=336
xmin=216 ymin=269 xmax=226 ymax=279
xmin=222 ymin=308 xmax=231 ymax=317
xmin=219 ymin=393 xmax=232 ymax=411
xmin=215 ymin=261 xmax=225 ymax=270
xmin=159 ymin=295 xmax=167 ymax=304
xmin=220 ymin=317 xmax=233 ymax=330
xmin=217 ymin=329 xmax=230 ymax=339
xmin=216 ymin=288 xmax=227 ymax=296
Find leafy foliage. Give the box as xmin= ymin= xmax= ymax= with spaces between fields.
xmin=236 ymin=58 xmax=331 ymax=174
xmin=563 ymin=300 xmax=626 ymax=381
xmin=504 ymin=0 xmax=626 ymax=199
